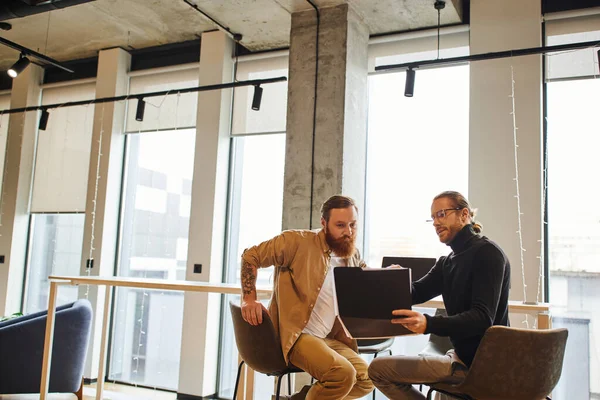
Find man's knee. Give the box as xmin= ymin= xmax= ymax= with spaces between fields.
xmin=368 ymin=357 xmax=389 ymax=383
xmin=324 ymin=360 xmax=357 ymax=388
xmin=354 ymin=374 xmax=374 ymax=397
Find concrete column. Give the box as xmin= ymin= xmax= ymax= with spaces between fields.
xmin=79 ymin=47 xmax=131 ymax=379
xmin=469 ymin=0 xmax=543 ymax=303
xmin=177 ymin=31 xmax=233 ymax=397
xmin=283 ymin=4 xmax=369 ymax=233
xmin=0 ymin=64 xmax=43 ymax=315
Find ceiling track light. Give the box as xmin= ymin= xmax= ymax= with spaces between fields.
xmin=404 ymin=68 xmax=416 ymax=97
xmin=38 ymin=109 xmax=49 ymax=131
xmin=135 ymin=98 xmax=146 ymax=121
xmin=8 ymin=54 xmax=31 ymax=78
xmin=251 ymin=85 xmax=263 ymax=111
xmin=0 ymin=37 xmax=73 ymax=74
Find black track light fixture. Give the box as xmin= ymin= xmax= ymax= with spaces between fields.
xmin=404 ymin=68 xmax=416 ymax=97
xmin=135 ymin=98 xmax=146 ymax=121
xmin=8 ymin=54 xmax=30 ymax=78
xmin=39 ymin=109 xmax=50 ymax=131
xmin=251 ymin=85 xmax=263 ymax=111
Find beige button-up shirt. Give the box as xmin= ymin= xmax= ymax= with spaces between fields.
xmin=241 ymin=229 xmax=366 ymax=363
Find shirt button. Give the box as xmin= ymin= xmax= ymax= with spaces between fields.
xmin=310 ymin=304 xmax=314 ymax=308
xmin=303 ymin=320 xmax=307 ymax=324
xmin=317 ymin=286 xmax=321 ymax=290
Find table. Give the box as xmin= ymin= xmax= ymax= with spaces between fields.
xmin=40 ymin=276 xmax=551 ymax=400
xmin=418 ymin=298 xmax=552 ymax=329
xmin=40 ymin=275 xmax=271 ymax=400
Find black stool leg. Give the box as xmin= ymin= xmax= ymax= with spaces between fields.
xmin=233 ymin=360 xmax=245 ymax=400
xmin=288 ymin=373 xmax=292 ymax=395
xmin=276 ymin=375 xmax=284 ymax=400
xmin=426 ymin=387 xmax=434 ymax=400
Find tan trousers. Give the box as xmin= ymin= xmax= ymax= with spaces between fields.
xmin=288 ymin=334 xmax=374 ymax=400
xmin=368 ymin=350 xmax=468 ymax=400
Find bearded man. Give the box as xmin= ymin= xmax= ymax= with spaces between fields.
xmin=240 ymin=195 xmax=374 ymax=400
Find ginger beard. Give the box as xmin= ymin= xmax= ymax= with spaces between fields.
xmin=324 ymin=225 xmax=356 ymax=258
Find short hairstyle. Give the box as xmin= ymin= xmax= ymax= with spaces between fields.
xmin=321 ymin=195 xmax=358 ymax=222
xmin=433 ymin=191 xmax=482 ymax=233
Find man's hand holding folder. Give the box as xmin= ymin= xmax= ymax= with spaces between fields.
xmin=391 ymin=309 xmax=427 ymax=334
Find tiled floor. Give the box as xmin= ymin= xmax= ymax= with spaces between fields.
xmin=83 ymin=382 xmax=177 ymax=400
xmin=0 ymin=382 xmax=176 ymax=400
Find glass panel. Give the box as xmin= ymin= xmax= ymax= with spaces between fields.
xmin=547 ymin=78 xmax=599 ymax=399
xmin=108 ymin=129 xmax=195 ymax=390
xmin=24 ymin=214 xmax=85 ymax=313
xmin=364 ymin=65 xmax=469 ymax=267
xmin=219 ymin=133 xmax=286 ymax=399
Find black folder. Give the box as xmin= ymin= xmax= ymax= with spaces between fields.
xmin=334 ymin=267 xmax=413 ymax=339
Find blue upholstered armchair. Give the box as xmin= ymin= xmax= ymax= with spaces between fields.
xmin=0 ymin=299 xmax=93 ymax=398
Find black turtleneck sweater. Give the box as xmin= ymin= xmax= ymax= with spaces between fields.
xmin=411 ymin=224 xmax=511 ymax=367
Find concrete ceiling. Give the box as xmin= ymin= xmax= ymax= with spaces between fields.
xmin=0 ymin=0 xmax=463 ymax=72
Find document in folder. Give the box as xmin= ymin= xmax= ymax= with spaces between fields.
xmin=334 ymin=267 xmax=413 ymax=339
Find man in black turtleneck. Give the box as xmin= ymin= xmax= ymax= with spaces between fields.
xmin=368 ymin=191 xmax=511 ymax=400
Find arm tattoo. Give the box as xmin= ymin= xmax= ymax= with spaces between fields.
xmin=241 ymin=261 xmax=257 ymax=297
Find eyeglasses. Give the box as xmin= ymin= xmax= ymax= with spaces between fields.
xmin=427 ymin=208 xmax=462 ymax=222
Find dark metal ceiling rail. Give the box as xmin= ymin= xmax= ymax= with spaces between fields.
xmin=0 ymin=76 xmax=286 ymax=114
xmin=0 ymin=36 xmax=74 ymax=73
xmin=374 ymin=40 xmax=600 ymax=72
xmin=182 ymin=0 xmax=242 ymax=41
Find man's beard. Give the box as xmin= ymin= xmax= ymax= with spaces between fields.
xmin=325 ymin=229 xmax=356 ymax=258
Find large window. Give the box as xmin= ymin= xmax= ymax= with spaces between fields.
xmin=108 ymin=129 xmax=195 ymax=390
xmin=218 ymin=133 xmax=286 ymax=399
xmin=108 ymin=65 xmax=198 ymax=390
xmin=24 ymin=214 xmax=85 ymax=313
xmin=546 ymin=21 xmax=600 ymax=399
xmin=364 ymin=65 xmax=470 ymax=267
xmin=23 ymin=82 xmax=95 ymax=313
xmin=218 ymin=53 xmax=288 ymax=399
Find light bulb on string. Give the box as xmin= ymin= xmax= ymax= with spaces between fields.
xmin=86 ymin=104 xmax=105 ymax=299
xmin=509 ymin=65 xmax=530 ymax=328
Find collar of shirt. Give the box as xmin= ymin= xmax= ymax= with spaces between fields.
xmin=449 ymin=224 xmax=478 ymax=253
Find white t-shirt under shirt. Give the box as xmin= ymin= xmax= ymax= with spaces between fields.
xmin=302 ymin=254 xmax=346 ymax=338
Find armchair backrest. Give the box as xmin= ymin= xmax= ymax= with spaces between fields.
xmin=458 ymin=326 xmax=568 ymax=400
xmin=0 ymin=299 xmax=93 ymax=394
